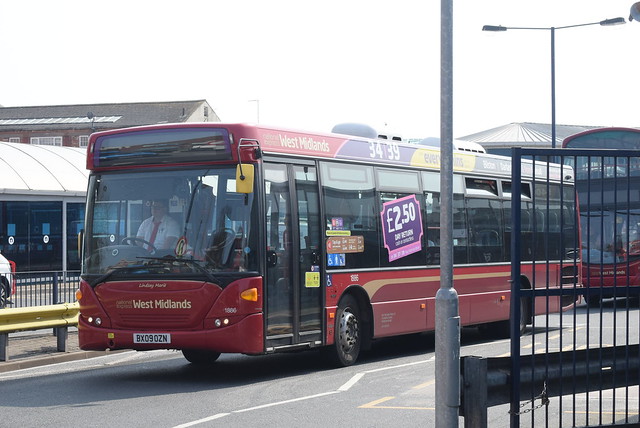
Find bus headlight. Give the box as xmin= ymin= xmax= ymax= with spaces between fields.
xmin=214 ymin=318 xmax=230 ymax=327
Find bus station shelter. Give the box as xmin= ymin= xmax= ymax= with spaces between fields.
xmin=0 ymin=141 xmax=87 ymax=272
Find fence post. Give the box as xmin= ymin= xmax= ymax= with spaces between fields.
xmin=55 ymin=326 xmax=68 ymax=352
xmin=461 ymin=356 xmax=488 ymax=428
xmin=52 ymin=272 xmax=59 ymax=305
xmin=52 ymin=272 xmax=59 ymax=337
xmin=0 ymin=333 xmax=7 ymax=361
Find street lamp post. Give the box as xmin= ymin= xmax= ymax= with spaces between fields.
xmin=482 ymin=17 xmax=625 ymax=148
xmin=248 ymin=99 xmax=260 ymax=123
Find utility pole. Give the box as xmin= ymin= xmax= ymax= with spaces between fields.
xmin=435 ymin=0 xmax=460 ymax=426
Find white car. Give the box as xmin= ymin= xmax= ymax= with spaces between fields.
xmin=0 ymin=253 xmax=15 ymax=308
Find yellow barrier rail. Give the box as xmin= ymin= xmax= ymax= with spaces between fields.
xmin=0 ymin=302 xmax=79 ymax=333
xmin=0 ymin=302 xmax=79 ymax=361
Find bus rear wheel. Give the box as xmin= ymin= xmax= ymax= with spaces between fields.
xmin=182 ymin=349 xmax=221 ymax=364
xmin=480 ymin=296 xmax=528 ymax=339
xmin=587 ymin=295 xmax=601 ymax=307
xmin=327 ymin=295 xmax=361 ymax=367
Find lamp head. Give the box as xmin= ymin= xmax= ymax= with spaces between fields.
xmin=482 ymin=25 xmax=507 ymax=32
xmin=600 ymin=17 xmax=626 ymax=26
xmin=630 ymin=2 xmax=640 ymax=21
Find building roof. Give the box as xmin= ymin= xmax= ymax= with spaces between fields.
xmin=0 ymin=100 xmax=218 ymax=132
xmin=0 ymin=141 xmax=87 ymax=197
xmin=458 ymin=122 xmax=602 ymax=148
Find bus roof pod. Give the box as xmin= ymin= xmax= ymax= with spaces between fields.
xmin=331 ymin=123 xmax=402 ymax=142
xmin=331 ymin=123 xmax=378 ymax=139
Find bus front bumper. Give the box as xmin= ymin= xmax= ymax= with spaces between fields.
xmin=78 ymin=312 xmax=264 ymax=355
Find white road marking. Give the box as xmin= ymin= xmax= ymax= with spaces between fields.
xmin=172 ymin=357 xmax=435 ymax=427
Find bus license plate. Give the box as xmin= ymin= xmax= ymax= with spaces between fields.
xmin=133 ymin=333 xmax=171 ymax=344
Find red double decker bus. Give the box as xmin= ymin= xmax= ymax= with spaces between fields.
xmin=563 ymin=127 xmax=640 ymax=305
xmin=77 ymin=123 xmax=578 ymax=366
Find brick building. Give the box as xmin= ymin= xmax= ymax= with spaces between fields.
xmin=0 ymin=99 xmax=220 ymax=148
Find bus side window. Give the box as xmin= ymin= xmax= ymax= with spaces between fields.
xmin=467 ymin=198 xmax=503 ymax=263
xmin=321 ymin=162 xmax=379 ymax=269
xmin=453 ymin=195 xmax=468 ymax=264
xmin=424 ymin=191 xmax=440 ymax=266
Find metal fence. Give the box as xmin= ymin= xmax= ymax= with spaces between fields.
xmin=460 ymin=148 xmax=640 ymax=427
xmin=7 ymin=270 xmax=80 ymax=308
xmin=510 ymin=148 xmax=640 ymax=427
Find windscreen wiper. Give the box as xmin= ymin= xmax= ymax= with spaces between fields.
xmin=89 ymin=262 xmax=145 ymax=287
xmin=137 ymin=256 xmax=221 ymax=284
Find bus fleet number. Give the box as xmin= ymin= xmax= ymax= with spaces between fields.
xmin=369 ymin=140 xmax=400 ymax=161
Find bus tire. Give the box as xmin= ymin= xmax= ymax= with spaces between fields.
xmin=517 ymin=296 xmax=529 ymax=335
xmin=481 ymin=296 xmax=528 ymax=338
xmin=327 ymin=294 xmax=361 ymax=367
xmin=0 ymin=278 xmax=8 ymax=309
xmin=182 ymin=349 xmax=221 ymax=364
xmin=587 ymin=295 xmax=601 ymax=307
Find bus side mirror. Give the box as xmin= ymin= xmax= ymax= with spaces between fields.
xmin=236 ymin=164 xmax=254 ymax=194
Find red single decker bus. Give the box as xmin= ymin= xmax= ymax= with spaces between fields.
xmin=77 ymin=123 xmax=579 ymax=366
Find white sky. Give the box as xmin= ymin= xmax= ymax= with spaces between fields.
xmin=1 ymin=0 xmax=638 ymax=139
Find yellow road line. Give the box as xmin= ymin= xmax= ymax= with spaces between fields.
xmin=412 ymin=380 xmax=435 ymax=390
xmin=359 ymin=396 xmax=435 ymax=410
xmin=360 ymin=397 xmax=396 ymax=408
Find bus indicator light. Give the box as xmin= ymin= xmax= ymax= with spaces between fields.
xmin=240 ymin=288 xmax=258 ymax=302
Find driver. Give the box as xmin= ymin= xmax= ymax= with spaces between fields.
xmin=136 ymin=199 xmax=180 ymax=251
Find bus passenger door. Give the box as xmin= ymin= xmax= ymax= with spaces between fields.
xmin=264 ymin=163 xmax=322 ymax=349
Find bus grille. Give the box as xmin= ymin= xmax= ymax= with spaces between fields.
xmin=117 ymin=313 xmax=194 ymax=328
xmin=561 ymin=265 xmax=579 ymax=285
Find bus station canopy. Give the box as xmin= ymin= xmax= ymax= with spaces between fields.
xmin=458 ymin=122 xmax=601 ymax=150
xmin=0 ymin=141 xmax=87 ymax=197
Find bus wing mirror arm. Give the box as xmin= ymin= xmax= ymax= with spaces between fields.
xmin=236 ymin=138 xmax=260 ymax=194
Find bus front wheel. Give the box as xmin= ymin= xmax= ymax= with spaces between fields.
xmin=0 ymin=281 xmax=7 ymax=309
xmin=327 ymin=295 xmax=361 ymax=367
xmin=182 ymin=349 xmax=221 ymax=364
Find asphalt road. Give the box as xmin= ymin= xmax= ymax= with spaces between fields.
xmin=1 ymin=303 xmax=638 ymax=427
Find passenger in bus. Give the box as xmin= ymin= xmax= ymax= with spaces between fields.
xmin=136 ymin=200 xmax=180 ymax=251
